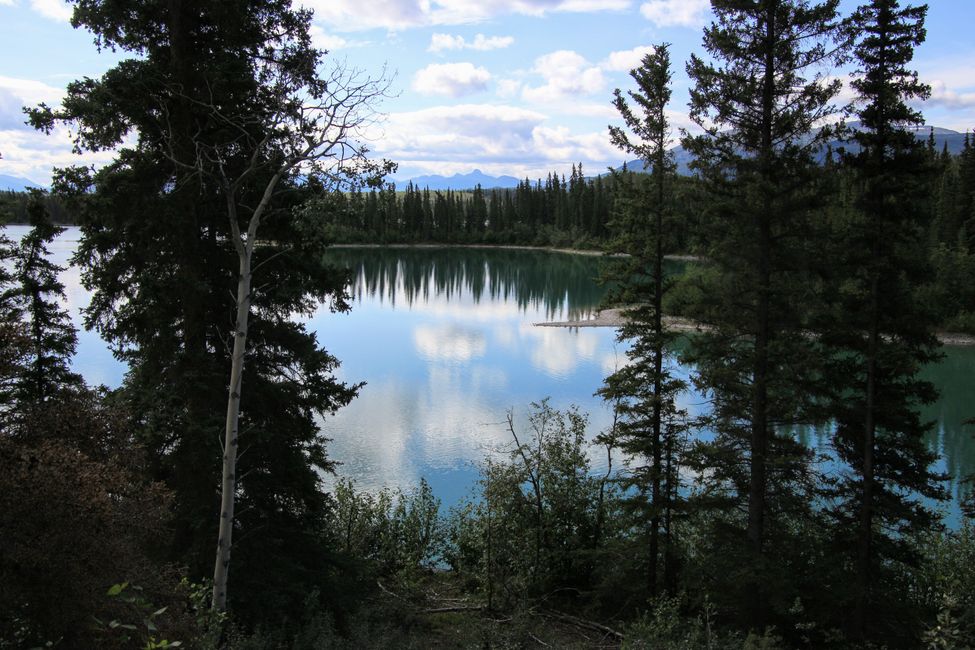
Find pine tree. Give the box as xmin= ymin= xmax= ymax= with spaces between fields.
xmin=28 ymin=0 xmax=362 ymax=621
xmin=11 ymin=192 xmax=81 ymax=407
xmin=826 ymin=1 xmax=947 ymax=640
xmin=600 ymin=44 xmax=689 ymax=597
xmin=960 ymin=131 xmax=975 ymax=248
xmin=0 ymin=225 xmax=27 ymax=431
xmin=681 ymin=0 xmax=845 ymax=627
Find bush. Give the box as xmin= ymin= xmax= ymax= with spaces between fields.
xmin=445 ymin=401 xmax=620 ymax=609
xmin=329 ymin=478 xmax=444 ymax=577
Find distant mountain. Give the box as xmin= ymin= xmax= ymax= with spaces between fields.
xmin=0 ymin=174 xmax=45 ymax=192
xmin=397 ymin=169 xmax=521 ymax=191
xmin=623 ymin=124 xmax=967 ymax=175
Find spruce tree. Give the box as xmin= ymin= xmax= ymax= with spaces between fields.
xmin=681 ymin=0 xmax=845 ymax=627
xmin=0 ymin=225 xmax=27 ymax=431
xmin=28 ymin=1 xmax=361 ymax=621
xmin=600 ymin=44 xmax=689 ymax=597
xmin=11 ymin=192 xmax=81 ymax=407
xmin=825 ymin=0 xmax=946 ymax=640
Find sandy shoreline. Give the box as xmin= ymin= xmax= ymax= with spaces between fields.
xmin=332 ymin=244 xmax=972 ymax=346
xmin=331 ymin=242 xmax=700 ymax=261
xmin=535 ymin=308 xmax=975 ymax=346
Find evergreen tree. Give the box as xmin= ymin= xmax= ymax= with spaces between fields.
xmin=28 ymin=0 xmax=363 ymax=622
xmin=681 ymin=0 xmax=845 ymax=627
xmin=826 ymin=1 xmax=946 ymax=640
xmin=11 ymin=192 xmax=81 ymax=407
xmin=960 ymin=132 xmax=975 ymax=247
xmin=0 ymin=225 xmax=27 ymax=431
xmin=600 ymin=44 xmax=688 ymax=597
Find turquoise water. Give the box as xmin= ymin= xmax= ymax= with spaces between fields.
xmin=307 ymin=247 xmax=640 ymax=509
xmin=18 ymin=227 xmax=974 ymax=523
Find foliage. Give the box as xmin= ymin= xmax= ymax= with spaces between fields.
xmin=0 ymin=225 xmax=28 ymax=429
xmin=6 ymin=191 xmax=81 ymax=407
xmin=0 ymin=191 xmax=75 ymax=226
xmin=306 ymin=169 xmax=706 ymax=250
xmin=8 ymin=0 xmax=975 ymax=647
xmin=681 ymin=0 xmax=846 ymax=629
xmin=93 ymin=582 xmax=184 ymax=649
xmin=329 ymin=478 xmax=444 ymax=577
xmin=913 ymin=524 xmax=975 ymax=647
xmin=623 ymin=596 xmax=789 ymax=650
xmin=446 ymin=402 xmax=620 ymax=610
xmin=0 ymin=398 xmax=187 ymax=648
xmin=818 ymin=1 xmax=947 ymax=641
xmin=601 ymin=42 xmax=692 ymax=599
xmin=27 ymin=0 xmax=365 ymax=625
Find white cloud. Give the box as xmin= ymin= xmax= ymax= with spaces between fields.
xmin=30 ymin=0 xmax=72 ymax=21
xmin=370 ymin=103 xmax=621 ymax=180
xmin=916 ymin=55 xmax=975 ymax=91
xmin=0 ymin=126 xmax=121 ymax=186
xmin=496 ymin=78 xmax=523 ymax=98
xmin=429 ymin=32 xmax=514 ymax=53
xmin=0 ymin=0 xmax=17 ymax=6
xmin=602 ymin=45 xmax=655 ymax=72
xmin=0 ymin=76 xmax=123 ymax=184
xmin=522 ymin=50 xmax=605 ymax=103
xmin=309 ymin=25 xmax=369 ymax=50
xmin=925 ymin=79 xmax=975 ymax=109
xmin=429 ymin=33 xmax=465 ymax=52
xmin=0 ymin=75 xmax=63 ymax=107
xmin=0 ymin=88 xmax=28 ymax=130
xmin=0 ymin=75 xmax=65 ymax=164
xmin=304 ymin=0 xmax=630 ymax=32
xmin=412 ymin=62 xmax=492 ymax=97
xmin=639 ymin=0 xmax=709 ymax=28
xmin=315 ymin=32 xmax=348 ymax=50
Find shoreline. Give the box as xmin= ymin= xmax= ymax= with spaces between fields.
xmin=535 ymin=308 xmax=975 ymax=347
xmin=331 ymin=242 xmax=700 ymax=261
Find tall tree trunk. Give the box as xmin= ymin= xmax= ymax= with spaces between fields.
xmin=747 ymin=2 xmax=777 ymax=628
xmin=649 ymin=139 xmax=665 ymax=597
xmin=663 ymin=430 xmax=676 ymax=594
xmin=855 ymin=280 xmax=879 ymax=638
xmin=212 ymin=245 xmax=252 ymax=611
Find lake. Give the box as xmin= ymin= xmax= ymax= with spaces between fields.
xmin=14 ymin=226 xmax=975 ymax=524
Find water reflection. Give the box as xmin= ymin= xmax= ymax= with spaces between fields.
xmin=310 ymin=247 xmax=622 ymax=506
xmin=6 ymin=229 xmax=973 ymax=523
xmin=414 ymin=324 xmax=486 ymax=363
xmin=326 ymin=247 xmax=608 ymax=323
xmin=921 ymin=348 xmax=975 ymax=508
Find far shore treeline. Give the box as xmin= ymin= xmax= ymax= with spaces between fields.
xmin=2 ymin=0 xmax=975 ymax=649
xmin=6 ymin=136 xmax=975 ymax=334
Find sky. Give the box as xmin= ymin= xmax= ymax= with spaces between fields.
xmin=1 ymin=0 xmax=974 ymax=185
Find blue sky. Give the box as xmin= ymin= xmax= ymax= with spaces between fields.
xmin=1 ymin=0 xmax=974 ymax=185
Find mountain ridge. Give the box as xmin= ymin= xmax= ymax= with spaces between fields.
xmin=394 ymin=124 xmax=968 ymax=190
xmin=0 ymin=174 xmax=45 ymax=192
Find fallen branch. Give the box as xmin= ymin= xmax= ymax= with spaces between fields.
xmin=539 ymin=609 xmax=624 ymax=641
xmin=376 ymin=580 xmax=408 ymax=603
xmin=420 ymin=605 xmax=486 ymax=614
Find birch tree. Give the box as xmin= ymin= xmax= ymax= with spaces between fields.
xmin=158 ymin=62 xmax=391 ymax=611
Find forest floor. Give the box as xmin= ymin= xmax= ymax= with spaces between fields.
xmin=361 ymin=571 xmax=625 ymax=649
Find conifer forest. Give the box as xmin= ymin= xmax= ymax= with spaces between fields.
xmin=1 ymin=1 xmax=975 ymax=648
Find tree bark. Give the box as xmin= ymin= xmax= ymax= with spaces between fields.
xmin=212 ymin=246 xmax=252 ymax=611
xmin=855 ymin=277 xmax=879 ymax=638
